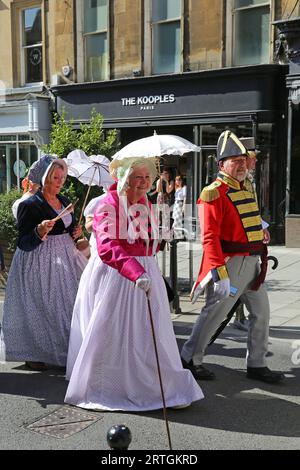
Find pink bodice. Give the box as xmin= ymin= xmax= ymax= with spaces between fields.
xmin=93 ymin=185 xmax=159 ymax=282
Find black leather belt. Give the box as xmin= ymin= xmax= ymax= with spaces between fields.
xmin=221 ymin=240 xmax=264 ymax=256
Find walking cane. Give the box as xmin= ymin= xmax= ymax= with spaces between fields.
xmin=146 ymin=293 xmax=173 ymax=450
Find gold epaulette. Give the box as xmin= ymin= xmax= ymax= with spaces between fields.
xmin=200 ymin=181 xmax=222 ymax=202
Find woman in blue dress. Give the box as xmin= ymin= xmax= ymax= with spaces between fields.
xmin=1 ymin=157 xmax=86 ymax=370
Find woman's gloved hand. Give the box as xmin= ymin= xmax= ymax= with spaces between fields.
xmin=135 ymin=274 xmax=151 ymax=294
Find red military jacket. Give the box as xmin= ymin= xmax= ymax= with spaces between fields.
xmin=191 ymin=171 xmax=264 ymax=299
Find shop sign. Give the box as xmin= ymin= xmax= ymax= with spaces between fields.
xmin=13 ymin=160 xmax=27 ymax=178
xmin=121 ymin=93 xmax=175 ymax=110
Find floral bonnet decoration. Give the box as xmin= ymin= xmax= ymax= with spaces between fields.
xmin=109 ymin=157 xmax=158 ymax=196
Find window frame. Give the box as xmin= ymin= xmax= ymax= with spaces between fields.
xmin=0 ymin=135 xmax=37 ymax=192
xmin=76 ymin=0 xmax=110 ymax=83
xmin=20 ymin=5 xmax=43 ymax=86
xmin=12 ymin=0 xmax=44 ymax=87
xmin=144 ymin=0 xmax=184 ymax=76
xmin=225 ymin=0 xmax=274 ymax=67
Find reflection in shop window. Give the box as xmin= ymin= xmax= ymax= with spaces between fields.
xmin=257 ymin=123 xmax=275 ymax=146
xmin=152 ymin=0 xmax=181 ymax=74
xmin=233 ymin=0 xmax=270 ymax=66
xmin=84 ymin=0 xmax=108 ymax=82
xmin=201 ymin=123 xmax=253 ymax=146
xmin=257 ymin=149 xmax=270 ymax=220
xmin=0 ymin=140 xmax=37 ymax=193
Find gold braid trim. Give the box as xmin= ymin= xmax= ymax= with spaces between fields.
xmin=217 ymin=265 xmax=229 ymax=280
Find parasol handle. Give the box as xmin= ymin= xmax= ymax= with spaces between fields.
xmin=78 ymin=167 xmax=97 ymax=225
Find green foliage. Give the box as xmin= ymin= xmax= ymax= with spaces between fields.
xmin=0 ymin=110 xmax=119 ymax=251
xmin=42 ymin=108 xmax=119 ymax=223
xmin=42 ymin=108 xmax=119 ymax=158
xmin=77 ymin=109 xmax=119 ymax=157
xmin=42 ymin=111 xmax=78 ymax=158
xmin=0 ymin=189 xmax=21 ymax=251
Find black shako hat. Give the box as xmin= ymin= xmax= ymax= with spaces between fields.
xmin=216 ymin=130 xmax=248 ymax=163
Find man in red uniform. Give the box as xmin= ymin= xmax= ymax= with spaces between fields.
xmin=181 ymin=130 xmax=285 ymax=383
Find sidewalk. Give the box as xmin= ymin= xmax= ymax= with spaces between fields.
xmin=1 ymin=244 xmax=300 ymax=329
xmin=0 ymin=245 xmax=300 ymax=450
xmin=157 ymin=243 xmax=300 ymax=330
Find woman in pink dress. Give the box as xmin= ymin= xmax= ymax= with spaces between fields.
xmin=65 ymin=157 xmax=203 ymax=411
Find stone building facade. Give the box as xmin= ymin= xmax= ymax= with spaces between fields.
xmin=1 ymin=0 xmax=300 ymax=244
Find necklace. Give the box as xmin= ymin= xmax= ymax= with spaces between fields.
xmin=43 ymin=193 xmax=62 ymax=210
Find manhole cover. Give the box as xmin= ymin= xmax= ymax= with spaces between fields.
xmin=26 ymin=406 xmax=102 ymax=439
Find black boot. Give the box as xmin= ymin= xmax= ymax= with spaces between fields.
xmin=181 ymin=358 xmax=215 ymax=380
xmin=247 ymin=366 xmax=285 ymax=384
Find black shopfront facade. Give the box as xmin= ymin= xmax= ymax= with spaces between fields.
xmin=274 ymin=17 xmax=300 ymax=248
xmin=52 ymin=64 xmax=288 ymax=243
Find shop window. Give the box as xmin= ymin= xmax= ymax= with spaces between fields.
xmin=84 ymin=0 xmax=108 ymax=82
xmin=227 ymin=0 xmax=271 ymax=66
xmin=290 ymin=105 xmax=300 ymax=214
xmin=0 ymin=136 xmax=37 ymax=193
xmin=11 ymin=1 xmax=44 ymax=86
xmin=22 ymin=6 xmax=43 ymax=83
xmin=151 ymin=0 xmax=181 ymax=74
xmin=257 ymin=123 xmax=275 ymax=146
xmin=201 ymin=123 xmax=253 ymax=146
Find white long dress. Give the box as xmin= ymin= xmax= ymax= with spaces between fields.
xmin=83 ymin=195 xmax=105 ymax=255
xmin=64 ymin=195 xmax=105 ymax=368
xmin=65 ymin=255 xmax=203 ymax=411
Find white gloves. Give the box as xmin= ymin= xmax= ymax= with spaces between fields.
xmin=190 ymin=284 xmax=204 ymax=304
xmin=136 ymin=274 xmax=151 ymax=293
xmin=213 ymin=278 xmax=230 ymax=300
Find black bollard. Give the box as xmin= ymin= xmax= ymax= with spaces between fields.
xmin=107 ymin=424 xmax=132 ymax=450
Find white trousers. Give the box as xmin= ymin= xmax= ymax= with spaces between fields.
xmin=181 ymin=255 xmax=270 ymax=368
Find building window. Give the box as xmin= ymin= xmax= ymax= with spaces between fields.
xmin=151 ymin=0 xmax=181 ymax=74
xmin=232 ymin=0 xmax=271 ymax=66
xmin=21 ymin=7 xmax=43 ymax=83
xmin=84 ymin=0 xmax=108 ymax=82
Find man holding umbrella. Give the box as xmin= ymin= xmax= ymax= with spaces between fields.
xmin=181 ymin=130 xmax=285 ymax=384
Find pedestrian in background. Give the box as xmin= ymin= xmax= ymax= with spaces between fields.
xmin=156 ymin=167 xmax=175 ymax=236
xmin=156 ymin=167 xmax=175 ymax=207
xmin=173 ymin=175 xmax=187 ymax=239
